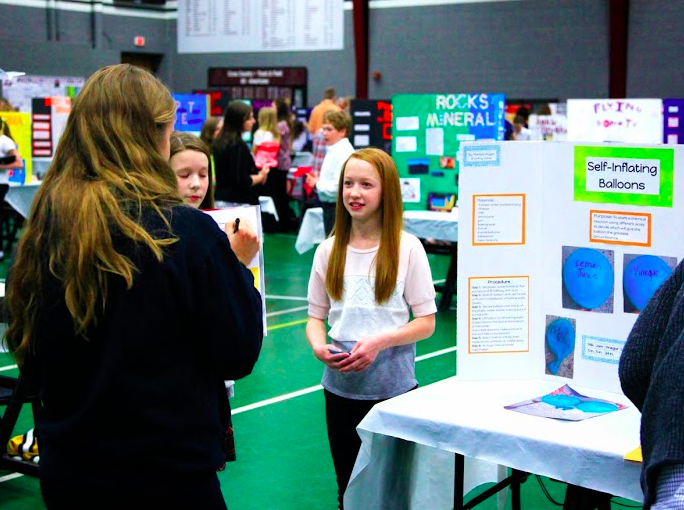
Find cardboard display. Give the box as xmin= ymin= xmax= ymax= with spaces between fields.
xmin=0 ymin=112 xmax=33 ymax=180
xmin=457 ymin=141 xmax=684 ymax=394
xmin=567 ymin=99 xmax=663 ymax=144
xmin=350 ymin=99 xmax=392 ymax=154
xmin=392 ymin=93 xmax=505 ymax=210
xmin=172 ymin=94 xmax=210 ymax=135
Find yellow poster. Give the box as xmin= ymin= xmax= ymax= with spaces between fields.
xmin=0 ymin=112 xmax=32 ymax=180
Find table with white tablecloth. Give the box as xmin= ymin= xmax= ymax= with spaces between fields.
xmin=345 ymin=377 xmax=642 ymax=509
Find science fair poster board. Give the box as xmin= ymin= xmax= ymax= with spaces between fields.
xmin=0 ymin=112 xmax=33 ymax=179
xmin=456 ymin=141 xmax=684 ymax=394
xmin=172 ymin=94 xmax=210 ymax=135
xmin=31 ymin=97 xmax=71 ymax=159
xmin=350 ymin=99 xmax=392 ymax=154
xmin=528 ymin=114 xmax=567 ymax=141
xmin=203 ymin=205 xmax=267 ymax=333
xmin=178 ymin=0 xmax=343 ymax=54
xmin=567 ymin=99 xmax=663 ymax=144
xmin=391 ymin=93 xmax=505 ymax=210
xmin=1 ymin=75 xmax=83 ymax=113
xmin=663 ymin=99 xmax=684 ymax=145
xmin=193 ymin=89 xmax=231 ymax=117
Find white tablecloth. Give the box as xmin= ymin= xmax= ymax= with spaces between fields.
xmin=345 ymin=377 xmax=642 ymax=509
xmin=295 ymin=208 xmax=459 ymax=254
xmin=5 ymin=181 xmax=41 ymax=218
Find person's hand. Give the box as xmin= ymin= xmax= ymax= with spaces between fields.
xmin=226 ymin=218 xmax=260 ymax=266
xmin=259 ymin=166 xmax=270 ymax=184
xmin=312 ymin=344 xmax=350 ymax=369
xmin=338 ymin=334 xmax=383 ymax=372
xmin=306 ymin=173 xmax=319 ymax=188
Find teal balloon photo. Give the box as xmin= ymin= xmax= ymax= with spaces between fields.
xmin=623 ymin=255 xmax=673 ymax=311
xmin=562 ymin=247 xmax=614 ymax=310
xmin=546 ymin=317 xmax=575 ymax=375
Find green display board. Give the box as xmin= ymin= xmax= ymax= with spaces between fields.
xmin=392 ymin=93 xmax=505 ymax=210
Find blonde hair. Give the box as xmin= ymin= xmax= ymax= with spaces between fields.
xmin=170 ymin=130 xmax=215 ymax=209
xmin=325 ymin=148 xmax=403 ymax=303
xmin=257 ymin=107 xmax=280 ymax=141
xmin=5 ymin=64 xmax=181 ymax=365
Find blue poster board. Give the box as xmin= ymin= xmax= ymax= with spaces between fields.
xmin=173 ymin=94 xmax=210 ymax=133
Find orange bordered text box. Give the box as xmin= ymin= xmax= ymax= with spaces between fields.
xmin=472 ymin=194 xmax=526 ymax=246
xmin=589 ymin=210 xmax=651 ymax=247
xmin=468 ymin=275 xmax=530 ymax=354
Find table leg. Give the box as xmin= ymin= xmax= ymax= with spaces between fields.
xmin=563 ymin=484 xmax=612 ymax=509
xmin=454 ymin=453 xmax=465 ymax=510
xmin=437 ymin=243 xmax=458 ymax=311
xmin=510 ymin=469 xmax=523 ymax=510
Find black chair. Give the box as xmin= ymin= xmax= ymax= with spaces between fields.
xmin=0 ymin=373 xmax=40 ymax=477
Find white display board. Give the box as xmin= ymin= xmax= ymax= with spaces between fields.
xmin=204 ymin=205 xmax=268 ymax=333
xmin=567 ymin=99 xmax=663 ymax=144
xmin=457 ymin=141 xmax=684 ymax=394
xmin=178 ymin=0 xmax=344 ymax=54
xmin=528 ymin=114 xmax=567 ymax=141
xmin=1 ymin=75 xmax=84 ymax=113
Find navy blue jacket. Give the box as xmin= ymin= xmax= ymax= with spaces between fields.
xmin=23 ymin=205 xmax=263 ymax=484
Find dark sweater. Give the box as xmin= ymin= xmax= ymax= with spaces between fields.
xmin=22 ymin=206 xmax=263 ymax=486
xmin=213 ymin=141 xmax=259 ymax=205
xmin=619 ymin=258 xmax=684 ymax=509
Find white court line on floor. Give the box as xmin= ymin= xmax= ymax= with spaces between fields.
xmin=0 ymin=364 xmax=17 ymax=372
xmin=266 ymin=306 xmax=309 ymax=318
xmin=265 ymin=295 xmax=309 ymax=301
xmin=232 ymin=346 xmax=457 ymax=415
xmin=0 ymin=473 xmax=23 ymax=483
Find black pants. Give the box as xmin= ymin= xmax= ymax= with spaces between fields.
xmin=321 ymin=201 xmax=336 ymax=237
xmin=324 ymin=389 xmax=385 ymax=510
xmin=267 ymin=168 xmax=296 ymax=232
xmin=41 ymin=470 xmax=228 ymax=510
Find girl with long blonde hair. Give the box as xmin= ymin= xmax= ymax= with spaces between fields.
xmin=305 ymin=148 xmax=437 ymax=508
xmin=5 ymin=64 xmax=263 ymax=509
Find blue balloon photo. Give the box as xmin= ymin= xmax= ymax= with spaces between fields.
xmin=623 ymin=255 xmax=673 ymax=311
xmin=562 ymin=248 xmax=614 ymax=310
xmin=546 ymin=317 xmax=575 ymax=375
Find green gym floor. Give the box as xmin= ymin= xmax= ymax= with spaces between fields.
xmin=0 ymin=234 xmax=642 ymax=509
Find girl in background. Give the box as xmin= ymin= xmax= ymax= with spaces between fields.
xmin=269 ymin=97 xmax=296 ymax=231
xmin=169 ymin=131 xmax=214 ymax=209
xmin=213 ymin=100 xmax=269 ymax=205
xmin=251 ymin=106 xmax=280 ymax=154
xmin=306 ymin=148 xmax=437 ymax=508
xmin=199 ymin=116 xmax=222 ymax=148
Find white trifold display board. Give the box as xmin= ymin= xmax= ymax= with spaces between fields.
xmin=567 ymin=99 xmax=663 ymax=144
xmin=457 ymin=141 xmax=684 ymax=395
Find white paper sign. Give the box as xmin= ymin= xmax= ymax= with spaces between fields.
xmin=567 ymin=99 xmax=663 ymax=144
xmin=395 ymin=136 xmax=417 ymax=153
xmin=178 ymin=0 xmax=344 ymax=54
xmin=203 ymin=205 xmax=267 ymax=333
